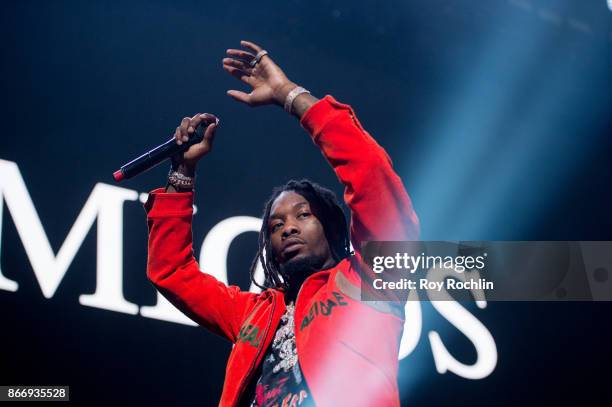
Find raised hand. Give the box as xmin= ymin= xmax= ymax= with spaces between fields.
xmin=223 ymin=40 xmax=296 ymax=107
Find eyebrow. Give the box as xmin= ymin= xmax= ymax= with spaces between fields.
xmin=269 ymin=201 xmax=309 ymax=221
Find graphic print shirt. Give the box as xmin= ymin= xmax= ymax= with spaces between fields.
xmin=250 ymin=303 xmax=315 ymax=407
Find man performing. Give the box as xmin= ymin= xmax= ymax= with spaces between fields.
xmin=144 ymin=40 xmax=420 ymax=407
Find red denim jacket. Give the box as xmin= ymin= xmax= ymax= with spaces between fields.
xmin=145 ymin=95 xmax=420 ymax=407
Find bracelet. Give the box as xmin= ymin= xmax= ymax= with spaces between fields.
xmin=167 ymin=168 xmax=195 ymax=190
xmin=284 ymin=86 xmax=310 ymax=114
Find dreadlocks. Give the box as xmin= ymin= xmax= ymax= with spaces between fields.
xmin=249 ymin=179 xmax=352 ymax=291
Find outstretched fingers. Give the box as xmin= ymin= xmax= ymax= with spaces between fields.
xmin=222 ymin=62 xmax=253 ymax=85
xmin=240 ymin=40 xmax=263 ymax=54
xmin=223 ymin=57 xmax=251 ymax=72
xmin=226 ymin=90 xmax=251 ymax=105
xmin=224 ymin=41 xmax=276 ymax=107
xmin=226 ymin=48 xmax=255 ymax=63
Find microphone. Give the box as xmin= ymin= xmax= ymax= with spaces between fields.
xmin=112 ymin=124 xmax=209 ymax=182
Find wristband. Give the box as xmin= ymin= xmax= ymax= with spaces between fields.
xmin=284 ymin=86 xmax=310 ymax=114
xmin=167 ymin=167 xmax=195 ymax=190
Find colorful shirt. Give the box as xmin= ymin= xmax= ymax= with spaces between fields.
xmin=250 ymin=303 xmax=314 ymax=407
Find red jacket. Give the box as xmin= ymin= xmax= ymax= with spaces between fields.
xmin=145 ymin=95 xmax=420 ymax=407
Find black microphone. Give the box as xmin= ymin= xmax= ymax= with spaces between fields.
xmin=113 ymin=124 xmax=209 ymax=182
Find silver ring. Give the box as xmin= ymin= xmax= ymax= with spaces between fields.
xmin=249 ymin=50 xmax=268 ymax=68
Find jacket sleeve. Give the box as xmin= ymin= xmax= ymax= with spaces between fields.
xmin=144 ymin=188 xmax=258 ymax=343
xmin=300 ymin=96 xmax=420 ymax=303
xmin=300 ymin=95 xmax=420 ymax=248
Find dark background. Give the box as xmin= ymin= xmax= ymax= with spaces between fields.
xmin=1 ymin=0 xmax=611 ymax=405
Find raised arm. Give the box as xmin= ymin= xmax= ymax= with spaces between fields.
xmin=223 ymin=41 xmax=420 ymax=248
xmin=299 ymin=97 xmax=420 ymax=246
xmin=144 ymin=113 xmax=258 ymax=343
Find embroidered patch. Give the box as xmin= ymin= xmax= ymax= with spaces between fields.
xmin=238 ymin=324 xmax=263 ymax=347
xmin=299 ymin=291 xmax=348 ymax=331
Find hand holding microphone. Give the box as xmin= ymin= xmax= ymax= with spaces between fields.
xmin=172 ymin=112 xmax=220 ymax=171
xmin=113 ymin=112 xmax=219 ymax=182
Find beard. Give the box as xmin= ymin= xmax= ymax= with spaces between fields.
xmin=280 ymin=253 xmax=328 ymax=290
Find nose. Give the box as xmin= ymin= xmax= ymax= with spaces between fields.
xmin=281 ymin=219 xmax=300 ymax=239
